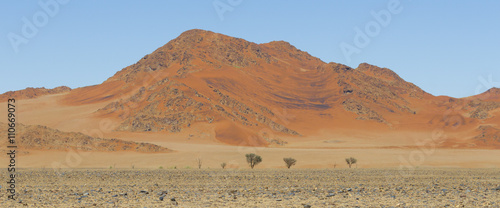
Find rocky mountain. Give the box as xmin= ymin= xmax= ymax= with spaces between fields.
xmin=2 ymin=29 xmax=499 ymax=148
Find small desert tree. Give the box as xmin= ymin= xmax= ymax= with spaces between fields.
xmin=345 ymin=157 xmax=357 ymax=168
xmin=197 ymin=157 xmax=202 ymax=169
xmin=283 ymin=157 xmax=297 ymax=169
xmin=221 ymin=162 xmax=227 ymax=169
xmin=245 ymin=153 xmax=262 ymax=169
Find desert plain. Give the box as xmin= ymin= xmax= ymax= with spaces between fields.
xmin=0 ymin=168 xmax=499 ymax=207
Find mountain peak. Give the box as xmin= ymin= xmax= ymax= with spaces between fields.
xmin=173 ymin=29 xmax=223 ymax=43
xmin=356 ymin=63 xmax=403 ymax=82
xmin=487 ymin=87 xmax=500 ymax=94
xmin=266 ymin=40 xmax=296 ymax=49
xmin=180 ymin=28 xmax=213 ymax=35
xmin=110 ymin=30 xmax=329 ymax=83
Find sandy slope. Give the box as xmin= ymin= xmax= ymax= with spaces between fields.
xmin=1 ymin=91 xmax=498 ymax=169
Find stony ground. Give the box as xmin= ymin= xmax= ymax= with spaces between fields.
xmin=1 ymin=168 xmax=499 ymax=207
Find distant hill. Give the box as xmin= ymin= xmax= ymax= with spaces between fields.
xmin=0 ymin=86 xmax=71 ymax=100
xmin=0 ymin=122 xmax=169 ymax=152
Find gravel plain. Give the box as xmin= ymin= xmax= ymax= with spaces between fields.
xmin=1 ymin=168 xmax=499 ymax=207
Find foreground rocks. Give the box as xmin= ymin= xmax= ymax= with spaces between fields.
xmin=1 ymin=168 xmax=499 ymax=207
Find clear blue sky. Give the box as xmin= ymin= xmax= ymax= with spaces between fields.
xmin=1 ymin=1 xmax=499 ymax=98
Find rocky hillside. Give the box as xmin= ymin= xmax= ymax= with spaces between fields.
xmin=0 ymin=122 xmax=169 ymax=152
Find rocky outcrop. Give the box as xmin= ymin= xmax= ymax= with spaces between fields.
xmin=104 ymin=79 xmax=211 ymax=133
xmin=342 ymin=99 xmax=387 ymax=123
xmin=472 ymin=125 xmax=500 ymax=148
xmin=467 ymin=99 xmax=500 ymax=119
xmin=213 ymin=88 xmax=299 ymax=135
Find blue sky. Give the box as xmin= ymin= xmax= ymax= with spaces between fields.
xmin=1 ymin=0 xmax=499 ymax=98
